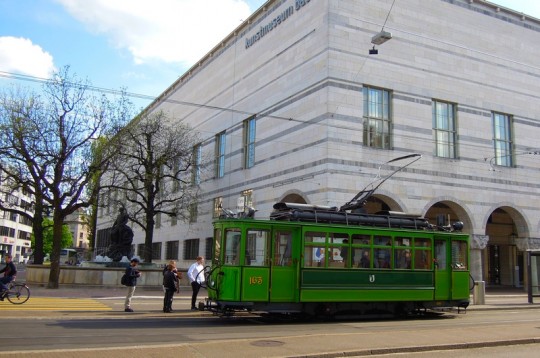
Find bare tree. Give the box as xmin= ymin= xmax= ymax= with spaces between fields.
xmin=0 ymin=66 xmax=132 ymax=288
xmin=103 ymin=110 xmax=200 ymax=263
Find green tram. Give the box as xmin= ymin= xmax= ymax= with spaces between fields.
xmin=204 ymin=156 xmax=470 ymax=317
xmin=204 ymin=202 xmax=470 ymax=317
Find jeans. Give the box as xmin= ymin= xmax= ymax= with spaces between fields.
xmin=191 ymin=281 xmax=201 ymax=308
xmin=124 ymin=286 xmax=136 ymax=309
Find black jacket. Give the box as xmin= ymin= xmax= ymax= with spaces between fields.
xmin=125 ymin=266 xmax=140 ymax=287
xmin=0 ymin=261 xmax=17 ymax=278
xmin=163 ymin=270 xmax=177 ymax=291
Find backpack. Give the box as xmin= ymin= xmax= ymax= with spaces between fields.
xmin=121 ymin=273 xmax=129 ymax=286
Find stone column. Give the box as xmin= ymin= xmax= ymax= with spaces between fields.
xmin=470 ymin=234 xmax=488 ymax=282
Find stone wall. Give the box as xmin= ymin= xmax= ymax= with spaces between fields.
xmin=25 ymin=265 xmax=188 ymax=287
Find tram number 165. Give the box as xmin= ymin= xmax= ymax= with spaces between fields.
xmin=249 ymin=276 xmax=263 ymax=285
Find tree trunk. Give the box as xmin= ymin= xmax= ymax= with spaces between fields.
xmin=31 ymin=197 xmax=46 ymax=264
xmin=47 ymin=212 xmax=64 ymax=289
xmin=144 ymin=208 xmax=155 ymax=263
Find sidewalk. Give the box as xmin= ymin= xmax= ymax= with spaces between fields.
xmin=23 ymin=282 xmax=540 ymax=310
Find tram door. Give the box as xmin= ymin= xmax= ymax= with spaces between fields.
xmin=434 ymin=238 xmax=451 ymax=300
xmin=270 ymin=229 xmax=299 ymax=302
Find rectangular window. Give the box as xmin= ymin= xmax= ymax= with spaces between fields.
xmin=183 ymin=238 xmax=200 ymax=260
xmin=239 ymin=189 xmax=253 ymax=213
xmin=189 ymin=202 xmax=198 ymax=223
xmin=433 ymin=100 xmax=457 ymax=158
xmin=451 ymin=240 xmax=468 ymax=270
xmin=152 ymin=242 xmax=162 ymax=260
xmin=215 ymin=132 xmax=226 ymax=178
xmin=165 ymin=240 xmax=179 ymax=260
xmin=492 ymin=112 xmax=513 ymax=167
xmin=137 ymin=243 xmax=145 ymax=257
xmin=363 ymin=86 xmax=392 ymax=149
xmin=192 ymin=144 xmax=201 ymax=184
xmin=205 ymin=237 xmax=213 ymax=262
xmin=213 ymin=197 xmax=223 ymax=218
xmin=224 ymin=229 xmax=241 ymax=265
xmin=171 ymin=207 xmax=178 ymax=226
xmin=245 ymin=229 xmax=269 ymax=266
xmin=243 ymin=117 xmax=256 ymax=169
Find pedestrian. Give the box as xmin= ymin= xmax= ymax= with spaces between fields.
xmin=187 ymin=256 xmax=205 ymax=310
xmin=0 ymin=254 xmax=17 ymax=301
xmin=163 ymin=264 xmax=177 ymax=313
xmin=124 ymin=257 xmax=141 ymax=312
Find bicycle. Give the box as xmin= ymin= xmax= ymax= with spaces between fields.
xmin=1 ymin=281 xmax=30 ymax=304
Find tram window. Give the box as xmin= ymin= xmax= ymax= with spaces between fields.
xmin=246 ymin=229 xmax=269 ymax=266
xmin=434 ymin=240 xmax=447 ymax=270
xmin=305 ymin=232 xmax=326 ymax=243
xmin=213 ymin=229 xmax=221 ymax=264
xmin=357 ymin=249 xmax=371 ymax=268
xmin=374 ymin=248 xmax=391 ymax=269
xmin=414 ymin=238 xmax=430 ymax=248
xmin=304 ymin=246 xmax=326 ymax=267
xmin=352 ymin=234 xmax=371 ymax=245
xmin=329 ymin=233 xmax=349 ymax=268
xmin=414 ymin=238 xmax=432 ymax=270
xmin=451 ymin=240 xmax=468 ymax=270
xmin=394 ymin=237 xmax=411 ymax=247
xmin=395 ymin=249 xmax=411 ymax=269
xmin=414 ymin=249 xmax=432 ymax=270
xmin=274 ymin=231 xmax=292 ymax=266
xmin=374 ymin=236 xmax=391 ymax=246
xmin=224 ymin=230 xmax=241 ymax=265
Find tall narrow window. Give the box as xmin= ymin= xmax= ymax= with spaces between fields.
xmin=492 ymin=112 xmax=513 ymax=167
xmin=189 ymin=202 xmax=198 ymax=223
xmin=213 ymin=197 xmax=223 ymax=218
xmin=183 ymin=239 xmax=200 ymax=260
xmin=363 ymin=86 xmax=392 ymax=149
xmin=239 ymin=189 xmax=253 ymax=213
xmin=215 ymin=132 xmax=226 ymax=178
xmin=192 ymin=144 xmax=201 ymax=184
xmin=433 ymin=100 xmax=457 ymax=158
xmin=243 ymin=117 xmax=256 ymax=169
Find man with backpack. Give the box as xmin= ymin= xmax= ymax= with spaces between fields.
xmin=123 ymin=257 xmax=141 ymax=312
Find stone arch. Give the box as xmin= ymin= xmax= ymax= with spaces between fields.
xmin=367 ymin=189 xmax=407 ymax=214
xmin=481 ymin=203 xmax=530 ymax=238
xmin=422 ymin=197 xmax=474 ymax=233
xmin=278 ymin=190 xmax=308 ymax=204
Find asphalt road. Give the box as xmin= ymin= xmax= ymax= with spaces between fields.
xmin=2 ymin=300 xmax=540 ymax=358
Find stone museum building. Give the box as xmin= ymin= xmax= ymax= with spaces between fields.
xmin=96 ymin=0 xmax=540 ymax=289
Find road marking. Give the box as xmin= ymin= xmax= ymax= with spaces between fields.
xmin=0 ymin=297 xmax=112 ymax=311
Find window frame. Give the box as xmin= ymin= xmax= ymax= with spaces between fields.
xmin=215 ymin=131 xmax=226 ymax=178
xmin=243 ymin=117 xmax=256 ymax=169
xmin=492 ymin=112 xmax=513 ymax=167
xmin=363 ymin=86 xmax=392 ymax=149
xmin=433 ymin=100 xmax=457 ymax=159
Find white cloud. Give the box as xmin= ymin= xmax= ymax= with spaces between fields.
xmin=55 ymin=0 xmax=253 ymax=66
xmin=0 ymin=37 xmax=56 ymax=78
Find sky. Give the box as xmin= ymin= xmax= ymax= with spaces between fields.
xmin=0 ymin=0 xmax=539 ymax=111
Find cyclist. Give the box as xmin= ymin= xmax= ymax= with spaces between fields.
xmin=0 ymin=253 xmax=17 ymax=301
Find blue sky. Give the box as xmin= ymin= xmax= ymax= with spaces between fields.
xmin=0 ymin=0 xmax=538 ymax=111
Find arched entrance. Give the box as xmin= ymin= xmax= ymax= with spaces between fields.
xmin=485 ymin=207 xmax=525 ymax=287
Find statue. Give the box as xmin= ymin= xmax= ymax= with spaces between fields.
xmin=107 ymin=207 xmax=134 ymax=262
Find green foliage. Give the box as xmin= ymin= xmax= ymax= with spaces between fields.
xmin=31 ymin=218 xmax=73 ymax=254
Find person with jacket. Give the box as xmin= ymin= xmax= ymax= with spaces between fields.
xmin=187 ymin=256 xmax=205 ymax=310
xmin=124 ymin=257 xmax=141 ymax=312
xmin=162 ymin=264 xmax=177 ymax=313
xmin=0 ymin=254 xmax=17 ymax=300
